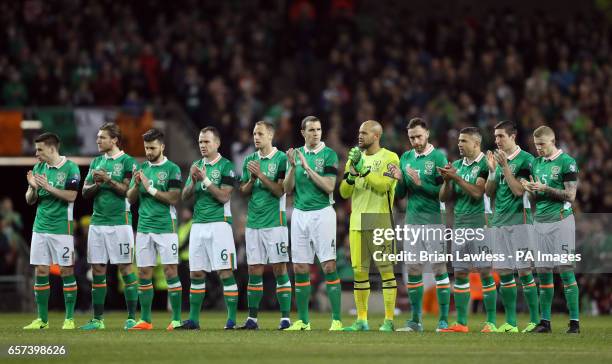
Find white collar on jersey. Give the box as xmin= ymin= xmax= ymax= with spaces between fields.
xmin=544 ymin=149 xmax=562 ymax=161
xmin=462 ymin=152 xmax=484 ymax=166
xmin=47 ymin=156 xmax=67 ymax=169
xmin=148 ymin=156 xmax=168 ymax=166
xmin=415 ymin=144 xmax=434 ymax=157
xmin=258 ymin=147 xmax=278 ymax=159
xmin=203 ymin=154 xmax=222 ymax=165
xmin=104 ymin=150 xmax=125 ymax=160
xmin=304 ymin=142 xmax=325 ymax=154
xmin=506 ymin=146 xmax=521 ymax=161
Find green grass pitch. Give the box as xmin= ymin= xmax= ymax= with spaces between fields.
xmin=1 ymin=312 xmax=611 ymax=363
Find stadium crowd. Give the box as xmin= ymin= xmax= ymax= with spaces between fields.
xmin=0 ymin=0 xmax=610 ymax=314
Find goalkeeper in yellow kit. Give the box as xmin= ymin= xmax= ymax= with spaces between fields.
xmin=339 ymin=120 xmax=400 ymax=331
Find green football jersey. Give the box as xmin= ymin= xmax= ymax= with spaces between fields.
xmin=531 ymin=150 xmax=578 ymax=223
xmin=396 ymin=144 xmax=447 ymax=224
xmin=185 ymin=155 xmax=236 ymax=224
xmin=241 ymin=147 xmax=287 ymax=228
xmin=85 ymin=151 xmax=136 ymax=226
xmin=292 ymin=143 xmax=338 ymax=211
xmin=32 ymin=157 xmax=81 ymax=235
xmin=130 ymin=157 xmax=182 ymax=233
xmin=491 ymin=147 xmax=534 ymax=227
xmin=452 ymin=153 xmax=489 ymax=228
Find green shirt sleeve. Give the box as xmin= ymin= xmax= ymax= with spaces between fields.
xmin=221 ymin=161 xmax=236 ymax=187
xmin=168 ymin=164 xmax=182 ymax=190
xmin=277 ymin=153 xmax=287 ymax=181
xmin=323 ymin=150 xmax=339 ymax=176
xmin=562 ymin=157 xmax=579 ymax=181
xmin=66 ymin=162 xmax=81 ymax=191
xmin=85 ymin=159 xmax=95 ymax=184
xmin=241 ymin=156 xmax=251 ymax=183
xmin=124 ymin=156 xmax=136 ymax=181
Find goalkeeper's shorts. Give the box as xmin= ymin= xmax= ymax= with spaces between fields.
xmin=349 ymin=230 xmax=395 ymax=273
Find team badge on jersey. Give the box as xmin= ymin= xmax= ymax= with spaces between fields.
xmin=268 ymin=163 xmax=277 ymax=175
xmin=315 ymin=158 xmax=324 ymax=172
xmin=551 ymin=166 xmax=560 ymax=179
xmin=471 ymin=166 xmax=480 ymax=178
xmin=56 ymin=172 xmax=66 ymax=185
xmin=509 ymin=164 xmax=516 ymax=173
xmin=424 ymin=160 xmax=434 ymax=175
xmin=211 ymin=169 xmax=221 ymax=183
xmin=157 ymin=171 xmax=168 ymax=183
xmin=113 ymin=163 xmax=123 ymax=176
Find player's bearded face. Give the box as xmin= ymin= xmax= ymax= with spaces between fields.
xmin=408 ymin=126 xmax=428 ymax=153
xmin=357 ymin=128 xmax=374 ymax=149
xmin=144 ymin=140 xmax=164 ymax=162
xmin=458 ymin=134 xmax=478 ymax=157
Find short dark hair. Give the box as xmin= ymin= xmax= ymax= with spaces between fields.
xmin=254 ymin=120 xmax=275 ymax=133
xmin=494 ymin=120 xmax=517 ymax=136
xmin=301 ymin=116 xmax=321 ymax=130
xmin=99 ymin=122 xmax=122 ymax=142
xmin=34 ymin=132 xmax=61 ymax=148
xmin=142 ymin=128 xmax=164 ymax=143
xmin=200 ymin=126 xmax=221 ymax=142
xmin=407 ymin=117 xmax=428 ymax=130
xmin=459 ymin=127 xmax=482 ymax=142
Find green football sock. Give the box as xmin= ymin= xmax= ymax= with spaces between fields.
xmin=167 ymin=276 xmax=182 ymax=322
xmin=138 ymin=279 xmax=154 ymax=323
xmin=325 ymin=271 xmax=342 ymax=321
xmin=247 ymin=274 xmax=263 ymax=318
xmin=435 ymin=273 xmax=450 ymax=323
xmin=62 ymin=275 xmax=77 ymax=320
xmin=500 ymin=274 xmax=517 ymax=326
xmin=560 ymin=271 xmax=579 ymax=321
xmin=519 ymin=273 xmax=540 ymax=323
xmin=34 ymin=275 xmax=50 ymax=323
xmin=122 ymin=273 xmax=138 ymax=320
xmin=294 ymin=272 xmax=311 ymax=323
xmin=188 ymin=278 xmax=206 ymax=324
xmin=407 ymin=275 xmax=423 ymax=323
xmin=538 ymin=272 xmax=554 ymax=321
xmin=276 ymin=273 xmax=292 ymax=319
xmin=453 ymin=277 xmax=470 ymax=326
xmin=92 ymin=275 xmax=107 ymax=320
xmin=481 ymin=274 xmax=497 ymax=324
xmin=222 ymin=276 xmax=238 ymax=322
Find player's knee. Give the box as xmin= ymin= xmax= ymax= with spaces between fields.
xmin=117 ymin=264 xmax=131 ymax=276
xmin=163 ymin=264 xmax=178 ymax=278
xmin=454 ymin=270 xmax=469 ymax=279
xmin=60 ymin=266 xmax=74 ymax=277
xmin=92 ymin=264 xmax=107 ymax=276
xmin=408 ymin=265 xmax=423 ymax=276
xmin=321 ymin=260 xmax=336 ymax=274
xmin=217 ymin=269 xmax=232 ymax=279
xmin=190 ymin=270 xmax=206 ymax=280
xmin=138 ymin=267 xmax=153 ymax=279
xmin=537 ymin=267 xmax=553 ymax=274
xmin=293 ymin=263 xmax=309 ymax=274
xmin=248 ymin=265 xmax=264 ymax=276
xmin=431 ymin=263 xmax=447 ymax=276
xmin=35 ymin=265 xmax=50 ymax=276
xmin=272 ymin=263 xmax=287 ymax=276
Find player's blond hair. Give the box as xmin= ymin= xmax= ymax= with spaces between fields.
xmin=533 ymin=126 xmax=555 ymax=139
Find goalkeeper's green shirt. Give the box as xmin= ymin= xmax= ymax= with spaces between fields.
xmin=130 ymin=157 xmax=182 ymax=234
xmin=85 ymin=151 xmax=136 ymax=226
xmin=339 ymin=148 xmax=400 ymax=231
xmin=395 ymin=144 xmax=447 ymax=225
xmin=530 ymin=149 xmax=578 ymax=223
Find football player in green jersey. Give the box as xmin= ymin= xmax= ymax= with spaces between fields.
xmin=24 ymin=133 xmax=81 ymax=330
xmin=485 ymin=121 xmax=540 ymax=333
xmin=523 ymin=126 xmax=580 ymax=334
xmin=391 ymin=118 xmax=451 ymax=333
xmin=80 ymin=122 xmax=138 ymax=330
xmin=127 ymin=129 xmax=183 ymax=331
xmin=438 ymin=127 xmax=495 ymax=333
xmin=238 ymin=121 xmax=291 ymax=330
xmin=177 ymin=126 xmax=239 ymax=330
xmin=283 ymin=116 xmax=342 ymax=331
